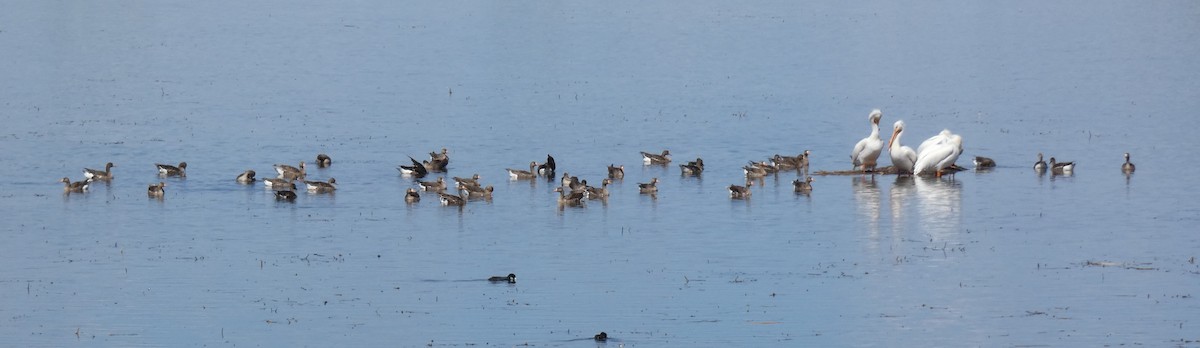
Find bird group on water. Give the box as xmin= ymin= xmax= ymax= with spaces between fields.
xmin=58 ymin=110 xmax=1136 ymax=203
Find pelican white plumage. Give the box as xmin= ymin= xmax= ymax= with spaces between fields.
xmin=914 ymin=133 xmax=963 ymax=177
xmin=888 ymin=120 xmax=917 ymax=174
xmin=850 ymin=109 xmax=884 ymax=172
xmin=917 ymin=129 xmax=952 ymax=155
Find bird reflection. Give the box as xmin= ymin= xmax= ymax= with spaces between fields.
xmin=852 ymin=176 xmax=881 ymax=240
xmin=889 ymin=176 xmax=916 ymax=236
xmin=913 ymin=176 xmax=962 ymax=240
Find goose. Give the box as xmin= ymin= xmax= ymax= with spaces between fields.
xmin=851 ymin=109 xmax=884 ymax=172
xmin=586 ymin=178 xmax=612 ymax=199
xmin=728 ymin=179 xmax=753 ymax=199
xmin=274 ymin=161 xmax=305 ymax=180
xmin=538 ymin=154 xmax=556 ymax=177
xmin=638 ymin=177 xmax=659 ymax=194
xmin=679 ymin=158 xmax=704 ymax=175
xmin=793 ymin=177 xmax=814 ymax=194
xmin=797 ymin=150 xmax=811 ymax=170
xmin=488 ymin=273 xmax=516 ymax=283
xmin=438 ymin=191 xmax=468 ymax=206
xmin=743 ymin=164 xmax=769 ymax=179
xmin=275 ymin=190 xmax=297 ymax=201
xmin=462 ymin=183 xmax=494 ymax=198
xmin=641 ymin=150 xmax=671 ymax=164
xmin=236 ymin=170 xmax=256 ymax=183
xmin=418 ymin=177 xmax=446 ymax=191
xmin=404 ymin=188 xmax=421 ymax=203
xmin=156 ymin=162 xmax=187 ymax=177
xmin=424 ymin=148 xmax=449 ymax=172
xmin=315 ymin=153 xmax=332 ymax=168
xmin=974 ymin=156 xmax=996 ymax=168
xmin=607 ymin=164 xmax=625 ymax=179
xmin=452 ymin=173 xmax=481 ymax=188
xmin=397 ymin=156 xmax=428 ymax=178
xmin=1034 ymin=153 xmax=1047 ymax=172
xmin=554 ymin=186 xmax=586 ymax=205
xmin=506 ymin=162 xmax=538 ymax=180
xmin=304 ymin=178 xmax=337 ymax=192
xmin=83 ymin=162 xmax=115 ymax=181
xmin=60 ymin=177 xmax=90 ymax=192
xmin=1049 ymin=157 xmax=1075 ymax=174
xmin=1122 ymin=153 xmax=1135 ymax=173
xmin=888 ymin=120 xmax=917 ymax=174
xmin=147 ymin=182 xmax=166 ymax=197
xmin=263 ymin=177 xmax=296 ymax=191
xmin=560 ymin=172 xmax=577 ymax=188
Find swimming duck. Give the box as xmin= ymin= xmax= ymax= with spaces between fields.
xmin=83 ymin=162 xmax=115 ymax=181
xmin=304 ymin=178 xmax=337 ymax=192
xmin=274 ymin=161 xmax=305 ymax=180
xmin=594 ymin=332 xmax=607 ymax=341
xmin=641 ymin=150 xmax=671 ymax=164
xmin=147 ymin=182 xmax=166 ymax=197
xmin=728 ymin=179 xmax=753 ymax=199
xmin=793 ymin=176 xmax=814 ymax=194
xmin=404 ymin=188 xmax=420 ymax=203
xmin=1049 ymin=157 xmax=1075 ymax=174
xmin=488 ymin=273 xmax=516 ymax=283
xmin=156 ymin=162 xmax=187 ymax=177
xmin=316 ymin=153 xmax=332 ymax=168
xmin=974 ymin=156 xmax=996 ymax=168
xmin=851 ymin=109 xmax=884 ymax=172
xmin=236 ymin=170 xmax=256 ymax=183
xmin=397 ymin=156 xmax=428 ymax=178
xmin=506 ymin=162 xmax=538 ymax=180
xmin=60 ymin=177 xmax=90 ymax=192
xmin=607 ymin=164 xmax=625 ymax=179
xmin=680 ymin=158 xmax=704 ymax=175
xmin=1122 ymin=153 xmax=1135 ymax=173
xmin=418 ymin=177 xmax=445 ymax=191
xmin=275 ymin=190 xmax=297 ymax=201
xmin=638 ymin=177 xmax=659 ymax=194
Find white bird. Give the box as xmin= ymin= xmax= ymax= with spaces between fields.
xmin=914 ymin=133 xmax=963 ymax=177
xmin=888 ymin=120 xmax=917 ymax=174
xmin=850 ymin=109 xmax=884 ymax=172
xmin=917 ymin=129 xmax=953 ymax=155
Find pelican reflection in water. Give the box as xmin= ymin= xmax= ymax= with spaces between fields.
xmin=852 ymin=176 xmax=881 ymax=241
xmin=913 ymin=176 xmax=963 ymax=240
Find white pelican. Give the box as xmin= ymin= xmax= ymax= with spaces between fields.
xmin=888 ymin=120 xmax=917 ymax=174
xmin=1122 ymin=153 xmax=1135 ymax=173
xmin=914 ymin=133 xmax=963 ymax=177
xmin=917 ymin=129 xmax=952 ymax=155
xmin=850 ymin=109 xmax=884 ymax=172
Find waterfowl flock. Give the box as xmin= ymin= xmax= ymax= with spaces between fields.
xmin=54 ymin=109 xmax=1138 ymax=206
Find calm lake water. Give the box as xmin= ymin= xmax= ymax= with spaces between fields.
xmin=2 ymin=1 xmax=1199 ymax=346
